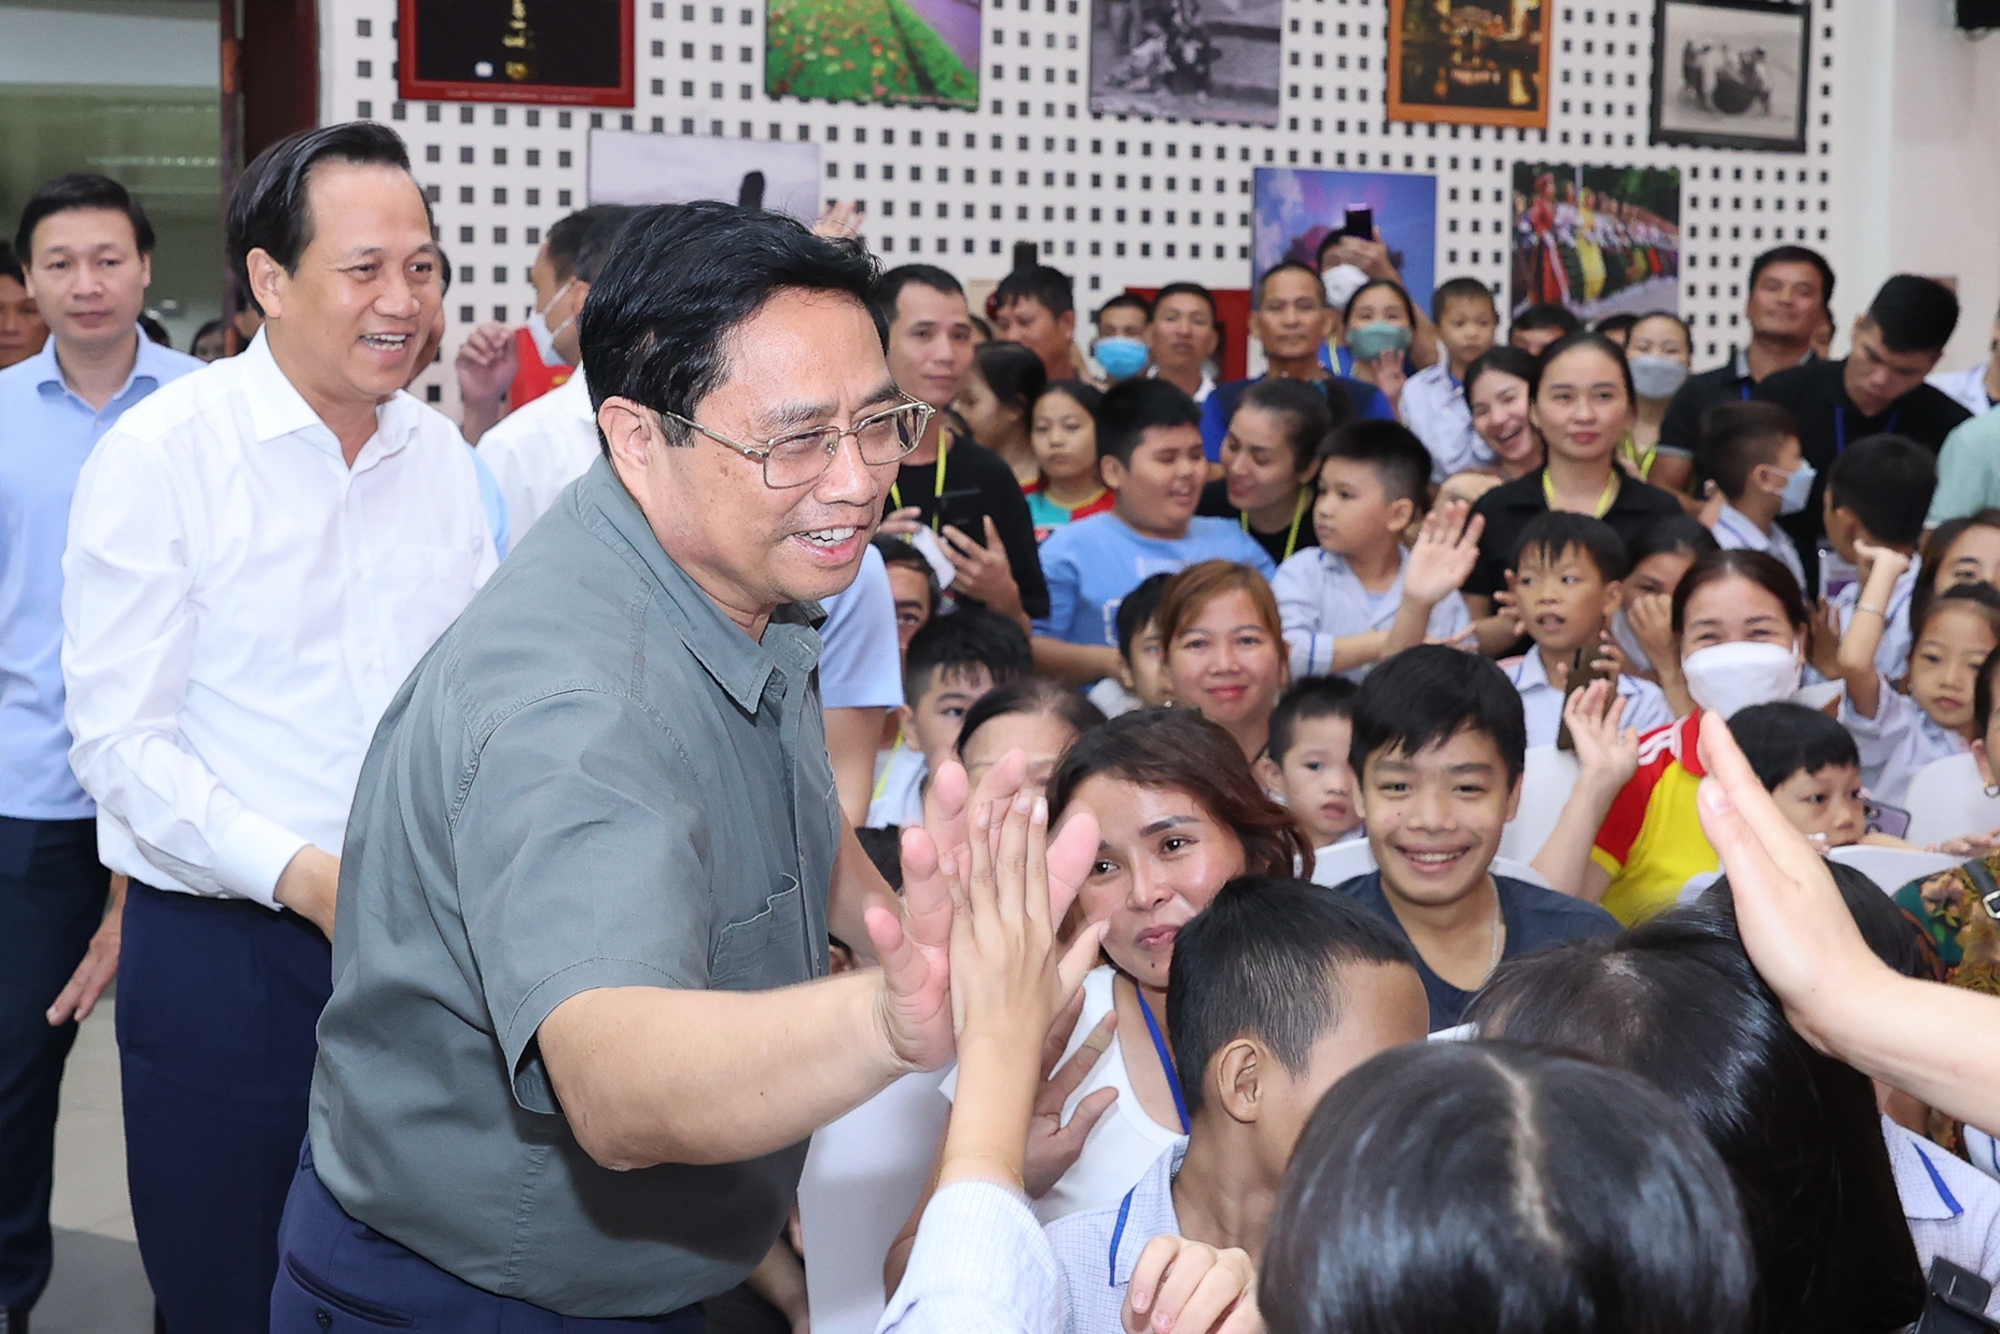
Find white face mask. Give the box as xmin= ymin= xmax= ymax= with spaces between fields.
xmin=1681 ymin=640 xmax=1802 ymax=719
xmin=1320 ymin=263 xmax=1370 ymax=312
xmin=524 ymin=280 xmax=573 ymax=365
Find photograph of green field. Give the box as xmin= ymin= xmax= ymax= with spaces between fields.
xmin=766 ymin=0 xmax=979 ymax=110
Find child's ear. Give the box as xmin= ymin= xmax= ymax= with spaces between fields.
xmin=1602 ymin=578 xmax=1625 ymax=615
xmin=1115 ymin=654 xmax=1137 ymax=691
xmin=1387 ymin=494 xmax=1417 ymax=537
xmin=898 ymin=702 xmax=918 ymax=740
xmin=1100 ymin=454 xmax=1128 ymax=494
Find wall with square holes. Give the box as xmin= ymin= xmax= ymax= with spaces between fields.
xmin=321 ymin=0 xmax=1845 ymax=417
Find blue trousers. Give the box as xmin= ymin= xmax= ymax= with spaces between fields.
xmin=118 ymin=882 xmax=332 ymax=1334
xmin=0 ymin=817 xmax=110 ymax=1311
xmin=272 ymin=1144 xmax=705 ymax=1332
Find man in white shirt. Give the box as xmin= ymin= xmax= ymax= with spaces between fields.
xmin=60 ymin=121 xmax=491 ymax=1333
xmin=477 ymin=207 xmax=633 ymax=537
xmin=1928 ymin=303 xmax=2000 ymax=418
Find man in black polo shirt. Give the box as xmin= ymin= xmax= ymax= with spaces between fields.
xmin=1757 ymin=274 xmax=1970 ymax=593
xmin=1654 ymin=244 xmax=1833 ymax=497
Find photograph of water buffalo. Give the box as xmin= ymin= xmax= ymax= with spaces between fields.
xmin=1089 ymin=0 xmax=1282 ymax=127
xmin=1650 ymin=0 xmax=1807 ymax=152
xmin=765 ymin=0 xmax=978 ymax=110
xmin=1385 ymin=0 xmax=1552 ymax=130
xmin=1510 ymin=163 xmax=1681 ymax=323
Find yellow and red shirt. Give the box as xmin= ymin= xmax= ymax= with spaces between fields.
xmin=1591 ymin=711 xmax=1717 ymax=925
xmin=507 ymin=326 xmax=572 ymax=409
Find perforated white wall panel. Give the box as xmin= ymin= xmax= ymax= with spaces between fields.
xmin=321 ymin=0 xmax=1839 ymax=415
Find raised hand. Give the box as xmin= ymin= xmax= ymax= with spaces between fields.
xmin=1025 ymin=1004 xmax=1120 ymax=1198
xmin=1403 ymin=500 xmax=1483 ymax=608
xmin=1625 ymin=591 xmax=1676 ymax=669
xmin=1124 ymin=1235 xmax=1262 ymax=1334
xmin=1807 ymin=597 xmax=1844 ymax=681
xmin=812 ymin=200 xmax=866 ymax=240
xmin=1851 ymin=538 xmax=1912 ymax=587
xmin=877 ymin=506 xmax=926 ymax=540
xmin=1562 ymin=680 xmax=1640 ymax=792
xmin=940 ymin=518 xmax=1026 ymax=622
xmin=454 ymin=321 xmax=517 ymax=408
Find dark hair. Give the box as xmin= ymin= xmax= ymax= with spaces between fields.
xmin=1095 ymin=292 xmax=1152 ymax=324
xmin=1115 ymin=571 xmax=1174 ymax=661
xmin=1095 ymin=377 xmax=1201 ymax=466
xmin=1048 ymin=708 xmax=1312 ymax=880
xmin=1432 ymin=275 xmax=1497 ymax=322
xmin=902 ymin=604 xmax=1031 ymax=701
xmin=579 ymin=202 xmax=879 ymax=454
xmin=228 ymin=121 xmax=424 ymax=317
xmin=1153 ymin=280 xmax=1218 ymax=323
xmin=1670 ymin=548 xmax=1809 ymax=640
xmin=571 ymin=206 xmax=637 ymax=285
xmin=1916 ymin=581 xmax=2000 ymax=650
xmin=1530 ymin=328 xmax=1636 ymax=405
xmin=872 ymin=262 xmax=964 ymax=329
xmin=0 ymin=241 xmax=20 ymax=285
xmin=1349 ymin=645 xmax=1527 ymax=784
xmin=1256 ymin=259 xmax=1325 ymax=309
xmin=1629 ymin=309 xmax=1693 ymax=348
xmin=1826 ymin=434 xmax=1936 ymax=548
xmin=1977 ymin=644 xmax=2000 ymax=737
xmin=1629 ymin=514 xmax=1721 ymax=568
xmin=15 ymin=172 xmax=157 ymax=261
xmin=1749 ymin=244 xmax=1835 ymax=308
xmin=1912 ymin=507 xmax=2000 ymax=636
xmin=1864 ymin=274 xmax=1959 ymax=355
xmin=1727 ymin=701 xmax=1860 ymax=792
xmin=1594 ymin=311 xmax=1639 ymax=341
xmin=1268 ymin=675 xmax=1358 ymax=764
xmin=1168 ymin=876 xmax=1416 ymax=1119
xmin=1695 ymin=400 xmax=1801 ymax=502
xmin=191 ymin=316 xmax=226 ymax=350
xmin=1237 ymin=375 xmax=1340 ymax=473
xmin=1820 ymin=861 xmax=1933 ymax=980
xmin=1035 ymin=378 xmax=1103 ymax=444
xmin=851 ymin=824 xmax=904 ymax=891
xmin=1512 ymin=510 xmax=1628 ymax=583
xmin=1316 ymin=419 xmax=1431 ymax=511
xmin=1341 ymin=277 xmax=1416 ymax=328
xmin=138 ymin=314 xmax=171 ymax=347
xmin=993 ymin=263 xmax=1074 ymax=318
xmin=1510 ymin=301 xmax=1581 ymax=338
xmin=1262 ymin=1041 xmax=1756 ymax=1334
xmin=872 ymin=534 xmax=939 ymax=616
xmin=971 ymin=340 xmax=1048 ymax=422
xmin=955 ymin=675 xmax=1106 ymax=758
xmin=1462 ymin=343 xmax=1540 ymax=408
xmin=544 ymin=205 xmax=627 ymax=282
xmin=1467 ymin=907 xmax=1926 ymax=1334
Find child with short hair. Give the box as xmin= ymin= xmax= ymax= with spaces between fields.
xmin=873 ymin=535 xmax=940 ymax=652
xmin=864 ymin=606 xmax=1031 ymax=828
xmin=1335 ymin=645 xmax=1622 ymax=1030
xmin=1695 ymin=400 xmax=1810 ymax=591
xmin=1822 ymin=434 xmax=1937 ymax=680
xmin=1501 ymin=511 xmax=1674 ymax=748
xmin=1728 ymin=701 xmax=1876 ymax=851
xmin=1085 ymin=572 xmax=1174 ymax=718
xmin=1044 ymin=876 xmax=1429 ymax=1328
xmin=1256 ymin=676 xmax=1363 ymax=850
xmin=1271 ymin=420 xmax=1475 ymax=681
xmin=1400 ymin=277 xmax=1500 ymax=482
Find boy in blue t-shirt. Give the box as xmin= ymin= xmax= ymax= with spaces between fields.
xmin=1032 ymin=379 xmax=1274 ymax=684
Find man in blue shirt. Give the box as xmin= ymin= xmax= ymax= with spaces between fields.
xmin=1034 ymin=379 xmax=1274 ymax=684
xmin=0 ymin=173 xmax=201 ymax=1327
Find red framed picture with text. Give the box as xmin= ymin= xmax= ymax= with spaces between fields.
xmin=398 ymin=0 xmax=634 ymax=107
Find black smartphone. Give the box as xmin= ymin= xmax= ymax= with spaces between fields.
xmin=1915 ymin=1258 xmax=1999 ymax=1333
xmin=1341 ymin=206 xmax=1373 ymax=240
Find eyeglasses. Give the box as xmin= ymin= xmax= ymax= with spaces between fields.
xmin=659 ymin=399 xmax=934 ymax=489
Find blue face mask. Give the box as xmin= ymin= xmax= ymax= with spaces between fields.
xmin=1777 ymin=458 xmax=1818 ymax=516
xmin=1345 ymin=320 xmax=1413 ymax=363
xmin=1094 ymin=336 xmax=1150 ymax=381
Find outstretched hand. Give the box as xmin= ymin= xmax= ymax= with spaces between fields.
xmin=1403 ymin=500 xmax=1483 ymax=607
xmin=1561 ymin=680 xmax=1640 ymax=790
xmin=1124 ymin=1235 xmax=1262 ymax=1334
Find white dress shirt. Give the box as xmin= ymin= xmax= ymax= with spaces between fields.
xmin=1272 ymin=546 xmax=1472 ymax=681
xmin=478 ymin=370 xmax=599 ymax=538
xmin=1840 ymin=683 xmax=1968 ymax=810
xmin=1709 ymin=501 xmax=1806 ymax=592
xmin=878 ymin=1180 xmax=1061 ymax=1334
xmin=1883 ymin=1116 xmax=2000 ymax=1318
xmin=1499 ymin=648 xmax=1675 ymax=749
xmin=1400 ymin=361 xmax=1492 ymax=483
xmin=62 ymin=331 xmax=495 ymax=906
xmin=1928 ymin=363 xmax=1998 ymax=419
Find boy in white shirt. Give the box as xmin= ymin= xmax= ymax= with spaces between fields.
xmin=1084 ymin=572 xmax=1174 ymax=718
xmin=1272 ymin=420 xmax=1474 ymax=681
xmin=1696 ymin=400 xmax=1811 ymax=593
xmin=1399 ymin=278 xmax=1499 ymax=482
xmin=1822 ymin=435 xmax=1935 ymax=681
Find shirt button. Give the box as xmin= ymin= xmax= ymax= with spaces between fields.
xmin=315 ymin=1309 xmax=333 ymax=1330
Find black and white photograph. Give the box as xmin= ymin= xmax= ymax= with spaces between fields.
xmin=1649 ymin=0 xmax=1808 ymax=152
xmin=1088 ymin=0 xmax=1282 ymax=126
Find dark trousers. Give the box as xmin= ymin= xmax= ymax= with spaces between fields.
xmin=118 ymin=882 xmax=332 ymax=1334
xmin=272 ymin=1144 xmax=704 ymax=1332
xmin=0 ymin=817 xmax=110 ymax=1310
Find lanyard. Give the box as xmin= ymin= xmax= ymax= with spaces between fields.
xmin=1833 ymin=405 xmax=1900 ymax=455
xmin=887 ymin=432 xmax=951 ymax=531
xmin=1617 ymin=433 xmax=1657 ymax=480
xmin=1135 ymin=986 xmax=1190 ymax=1134
xmin=1242 ymin=489 xmax=1310 ymax=562
xmin=1738 ymin=379 xmax=1754 ymax=403
xmin=1543 ymin=468 xmax=1619 ymax=519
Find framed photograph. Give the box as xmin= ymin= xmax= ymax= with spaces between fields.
xmin=1089 ymin=0 xmax=1282 ymax=128
xmin=1253 ymin=169 xmax=1438 ymax=309
xmin=1509 ymin=162 xmax=1681 ymax=323
xmin=765 ymin=0 xmax=978 ymax=110
xmin=588 ymin=131 xmax=824 ymax=222
xmin=1386 ymin=0 xmax=1552 ymax=130
xmin=397 ymin=0 xmax=633 ymax=107
xmin=1649 ymin=0 xmax=1809 ymax=152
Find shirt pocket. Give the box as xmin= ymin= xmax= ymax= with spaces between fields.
xmin=709 ymin=875 xmax=812 ymax=991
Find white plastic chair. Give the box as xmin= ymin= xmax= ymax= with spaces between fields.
xmin=1826 ymin=844 xmax=1961 ymax=895
xmin=1902 ymin=753 xmax=2000 ymax=848
xmin=1498 ymin=745 xmax=1580 ymax=864
xmin=1308 ymin=839 xmax=1554 ymax=892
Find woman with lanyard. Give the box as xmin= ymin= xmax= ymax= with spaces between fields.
xmin=1197 ymin=376 xmax=1340 ymax=567
xmin=1462 ymin=330 xmax=1684 ymax=650
xmin=1620 ymin=311 xmax=1694 ymax=481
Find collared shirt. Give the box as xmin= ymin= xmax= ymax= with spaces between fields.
xmin=1272 ymin=545 xmax=1471 ymax=680
xmin=1035 ymin=513 xmax=1274 ymax=648
xmin=1841 ymin=684 xmax=1967 ymax=809
xmin=1498 ymin=648 xmax=1674 ymax=749
xmin=477 ymin=369 xmax=598 ymax=539
xmin=1928 ymin=408 xmax=2000 ymax=529
xmin=1928 ymin=363 xmax=1998 ymax=420
xmin=1830 ymin=560 xmax=1919 ymax=681
xmin=1883 ymin=1116 xmax=2000 ymax=1319
xmin=1146 ymin=365 xmax=1215 ymax=404
xmin=879 ymin=1181 xmax=1062 ymax=1334
xmin=1709 ymin=501 xmax=1807 ymax=591
xmin=309 ymin=456 xmax=838 ymax=1317
xmin=1592 ymin=713 xmax=1717 ymax=925
xmin=817 ymin=545 xmax=903 ymax=710
xmin=1045 ymin=1144 xmax=1186 ymax=1334
xmin=62 ymin=330 xmax=493 ymax=904
xmin=0 ymin=329 xmax=202 ymax=820
xmin=1400 ymin=361 xmax=1493 ymax=482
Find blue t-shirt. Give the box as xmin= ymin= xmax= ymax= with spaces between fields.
xmin=1199 ymin=373 xmax=1393 ymax=462
xmin=1333 ymin=871 xmax=1621 ymax=1030
xmin=1033 ymin=512 xmax=1277 ymax=647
